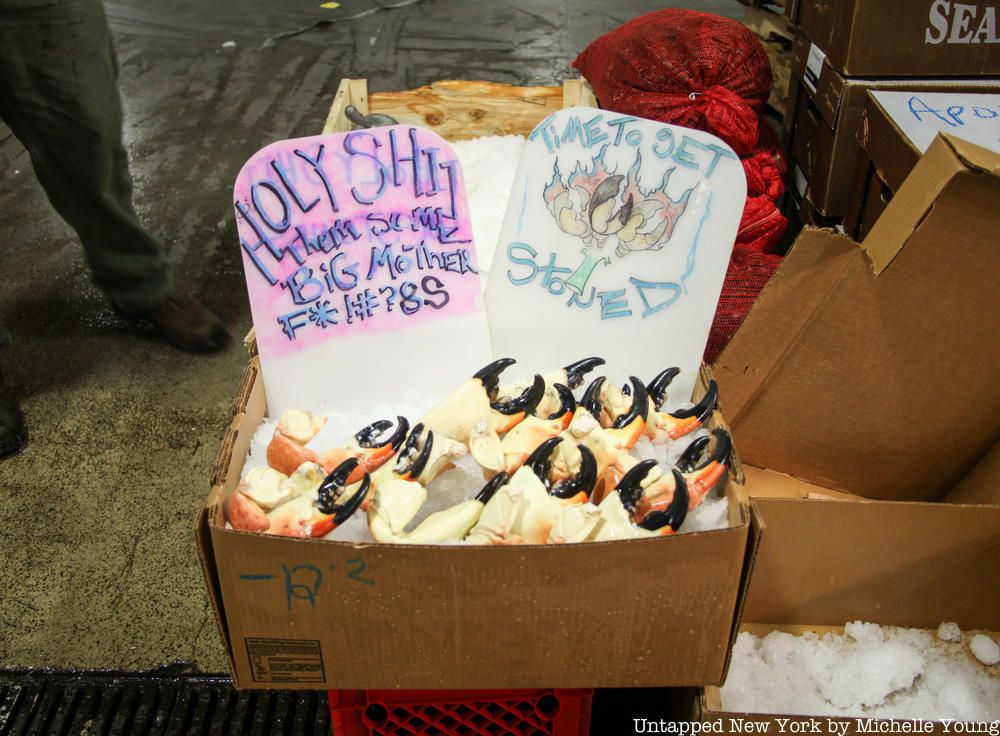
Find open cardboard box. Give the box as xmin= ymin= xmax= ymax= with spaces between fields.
xmin=704 ymin=134 xmax=1000 ymax=726
xmin=196 ymin=78 xmax=762 ymax=691
xmin=196 ymin=356 xmax=760 ymax=690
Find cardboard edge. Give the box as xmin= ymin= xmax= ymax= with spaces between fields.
xmin=194 ymin=506 xmax=238 ymax=677
xmin=717 ymin=501 xmax=765 ymax=685
xmin=861 ymin=134 xmax=967 ymax=274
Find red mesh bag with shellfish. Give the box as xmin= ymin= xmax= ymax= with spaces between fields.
xmin=572 ymin=8 xmax=772 ymax=156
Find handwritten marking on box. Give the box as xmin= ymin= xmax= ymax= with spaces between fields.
xmin=484 ymin=108 xmax=745 ymax=402
xmin=872 ymin=90 xmax=1000 ymax=155
xmin=234 ymin=128 xmax=491 ymax=416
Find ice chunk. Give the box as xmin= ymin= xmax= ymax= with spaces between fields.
xmin=970 ymin=634 xmax=1000 ymax=665
xmin=937 ymin=621 xmax=962 ymax=643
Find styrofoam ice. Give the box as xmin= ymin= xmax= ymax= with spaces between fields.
xmin=721 ymin=622 xmax=1000 ymax=720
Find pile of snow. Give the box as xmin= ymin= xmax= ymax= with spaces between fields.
xmin=721 ymin=622 xmax=1000 ymax=721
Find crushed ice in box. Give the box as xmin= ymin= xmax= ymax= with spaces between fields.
xmin=721 ymin=622 xmax=1000 ymax=720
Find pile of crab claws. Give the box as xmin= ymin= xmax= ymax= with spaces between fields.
xmin=562 ymin=356 xmax=605 ymax=389
xmin=312 ymin=458 xmax=371 ymax=536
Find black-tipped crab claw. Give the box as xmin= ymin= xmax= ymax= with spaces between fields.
xmin=614 ymin=460 xmax=689 ymax=536
xmin=498 ymin=384 xmax=577 ymax=474
xmin=318 ymin=416 xmax=409 ymax=484
xmin=581 ymin=375 xmax=649 ymax=446
xmin=646 ymin=379 xmax=719 ymax=441
xmin=524 ymin=436 xmax=598 ymax=502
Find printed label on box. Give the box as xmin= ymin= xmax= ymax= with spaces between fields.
xmin=246 ymin=637 xmax=326 ymax=683
xmin=803 ymin=43 xmax=826 ymax=95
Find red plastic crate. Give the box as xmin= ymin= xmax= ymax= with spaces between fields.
xmin=328 ymin=688 xmax=593 ymax=736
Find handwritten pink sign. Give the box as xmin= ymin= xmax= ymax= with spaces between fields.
xmin=235 ymin=128 xmax=482 ymax=360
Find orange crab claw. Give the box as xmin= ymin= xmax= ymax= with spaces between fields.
xmin=227 ymin=490 xmax=270 ymax=532
xmin=267 ymin=432 xmax=319 ymax=476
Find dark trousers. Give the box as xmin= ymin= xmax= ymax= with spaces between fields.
xmin=0 ymin=0 xmax=171 ymax=352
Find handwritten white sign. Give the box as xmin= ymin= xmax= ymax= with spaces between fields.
xmin=484 ymin=108 xmax=745 ymax=403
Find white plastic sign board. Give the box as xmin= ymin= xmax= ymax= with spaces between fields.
xmin=485 ymin=107 xmax=745 ymax=403
xmin=872 ymin=90 xmax=1000 ymax=155
xmin=234 ymin=127 xmax=491 ymax=417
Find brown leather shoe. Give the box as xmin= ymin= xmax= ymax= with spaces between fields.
xmin=140 ymin=291 xmax=231 ymax=353
xmin=0 ymin=368 xmax=27 ymax=459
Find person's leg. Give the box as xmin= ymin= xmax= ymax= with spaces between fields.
xmin=0 ymin=0 xmax=228 ymax=350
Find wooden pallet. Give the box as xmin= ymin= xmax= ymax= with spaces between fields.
xmin=324 ymin=78 xmax=596 ymax=140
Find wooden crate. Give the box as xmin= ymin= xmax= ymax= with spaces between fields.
xmin=323 ymin=78 xmax=596 ymax=140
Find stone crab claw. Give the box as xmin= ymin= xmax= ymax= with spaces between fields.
xmin=467 ymin=439 xmax=597 ymax=545
xmin=368 ymin=472 xmax=507 ymax=544
xmin=673 ymin=428 xmax=732 ymax=508
xmin=228 ymin=459 xmax=366 ymax=538
xmin=318 ymin=416 xmax=409 ymax=484
xmin=646 ymin=379 xmax=719 ymax=442
xmin=422 ymin=359 xmax=544 ymax=473
xmin=498 ymin=384 xmax=576 ymax=474
xmin=616 ymin=461 xmax=689 ymax=535
xmin=378 ymin=422 xmax=467 ymax=487
xmin=524 ymin=436 xmax=598 ymax=504
xmin=580 ymin=375 xmax=649 ymax=449
xmin=584 ymin=462 xmax=688 ymax=540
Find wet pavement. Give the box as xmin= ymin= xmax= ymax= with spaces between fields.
xmin=0 ymin=0 xmax=744 ymax=673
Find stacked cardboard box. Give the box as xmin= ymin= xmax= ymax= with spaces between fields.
xmin=782 ymin=0 xmax=1000 ymax=225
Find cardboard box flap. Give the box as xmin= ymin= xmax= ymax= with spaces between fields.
xmin=866 ymin=134 xmax=1000 ymax=274
xmin=743 ymin=498 xmax=1000 ymax=630
xmin=717 ymin=137 xmax=1000 ymax=501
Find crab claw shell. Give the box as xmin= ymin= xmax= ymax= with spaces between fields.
xmin=635 ymin=470 xmax=688 ymax=535
xmin=473 ymin=358 xmax=517 ymax=399
xmin=655 ymin=380 xmax=719 ymax=440
xmin=547 ymin=503 xmax=601 ymax=544
xmin=646 ymin=367 xmax=682 ymax=410
xmin=241 ymin=467 xmax=291 ymax=510
xmin=560 ymin=357 xmax=605 ymax=390
xmin=492 ymin=374 xmax=546 ymax=432
xmin=267 ymin=432 xmax=319 ymax=476
xmin=470 ymin=423 xmax=505 ymax=473
xmin=227 ymin=489 xmax=270 ymax=532
xmin=276 ymin=408 xmax=327 ymax=444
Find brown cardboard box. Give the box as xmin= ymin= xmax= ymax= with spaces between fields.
xmin=700 ymin=133 xmax=1000 ymax=728
xmin=847 ymin=89 xmax=1000 ymax=239
xmin=786 ymin=32 xmax=1000 ymax=217
xmin=197 ymin=362 xmax=760 ymax=690
xmin=796 ymin=0 xmax=1000 ymax=77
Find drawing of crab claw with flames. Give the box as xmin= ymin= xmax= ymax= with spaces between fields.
xmin=543 ymin=147 xmax=694 ymax=295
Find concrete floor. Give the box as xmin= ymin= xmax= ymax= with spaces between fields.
xmin=0 ymin=0 xmax=745 ymax=673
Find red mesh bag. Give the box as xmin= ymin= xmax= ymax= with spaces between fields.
xmin=704 ymin=243 xmax=783 ymax=363
xmin=573 ymin=9 xmax=772 ymax=155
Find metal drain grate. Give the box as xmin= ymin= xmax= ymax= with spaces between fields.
xmin=0 ymin=670 xmax=331 ymax=736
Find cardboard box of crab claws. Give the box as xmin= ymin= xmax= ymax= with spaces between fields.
xmin=197 ymin=106 xmax=764 ymax=689
xmin=703 ymin=135 xmax=1000 ymax=727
